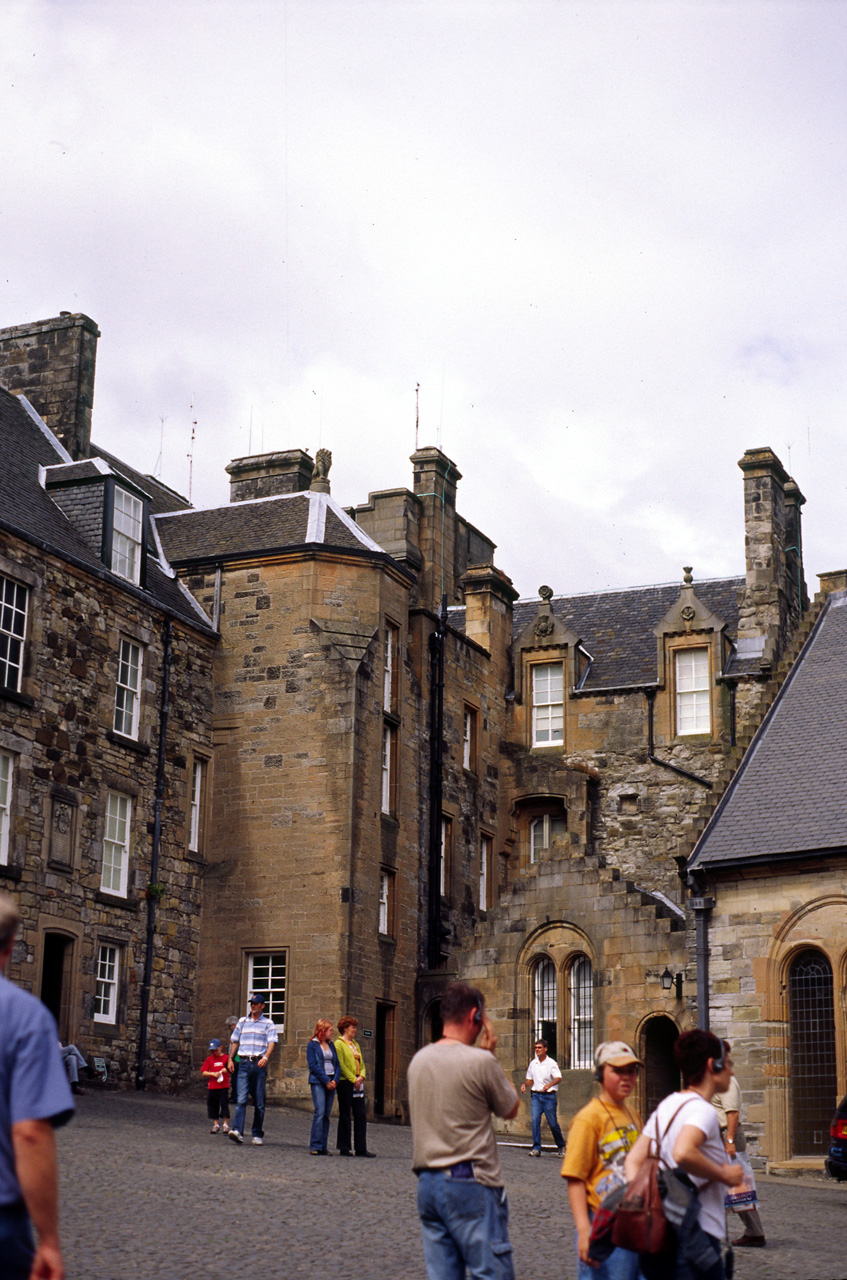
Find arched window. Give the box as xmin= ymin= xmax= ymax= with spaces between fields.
xmin=533 ymin=957 xmax=558 ymax=1063
xmin=569 ymin=955 xmax=594 ymax=1069
xmin=789 ymin=949 xmax=837 ymax=1156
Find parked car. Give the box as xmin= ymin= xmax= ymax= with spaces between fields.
xmin=825 ymin=1094 xmax=847 ymax=1182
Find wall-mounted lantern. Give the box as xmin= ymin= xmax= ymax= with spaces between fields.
xmin=661 ymin=967 xmax=683 ymax=999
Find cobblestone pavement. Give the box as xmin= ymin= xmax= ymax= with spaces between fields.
xmin=57 ymin=1093 xmax=845 ymax=1279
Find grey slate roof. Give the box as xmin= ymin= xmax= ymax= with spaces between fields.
xmin=156 ymin=489 xmax=388 ymax=566
xmin=0 ymin=386 xmax=212 ymax=633
xmin=689 ymin=590 xmax=847 ymax=871
xmin=451 ymin=577 xmax=743 ymax=692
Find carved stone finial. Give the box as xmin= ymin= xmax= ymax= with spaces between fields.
xmin=683 ymin=566 xmax=693 ymax=585
xmin=309 ymin=448 xmax=332 ymax=493
xmin=539 ymin=585 xmax=554 ymax=601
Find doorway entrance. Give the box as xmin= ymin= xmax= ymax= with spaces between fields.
xmin=642 ymin=1015 xmax=680 ymax=1118
xmin=40 ymin=932 xmax=75 ymax=1043
xmin=426 ymin=999 xmax=443 ymax=1044
xmin=374 ymin=1002 xmax=395 ymax=1117
xmin=790 ymin=949 xmax=837 ymax=1155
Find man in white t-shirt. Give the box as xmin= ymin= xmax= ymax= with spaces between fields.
xmin=520 ymin=1039 xmax=565 ymax=1157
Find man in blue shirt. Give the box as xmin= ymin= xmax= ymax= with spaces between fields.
xmin=227 ymin=993 xmax=278 ymax=1145
xmin=0 ymin=893 xmax=74 ymax=1280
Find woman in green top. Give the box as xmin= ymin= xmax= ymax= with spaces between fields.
xmin=334 ymin=1015 xmax=376 ymax=1157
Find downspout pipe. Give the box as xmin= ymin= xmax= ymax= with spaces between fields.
xmin=645 ymin=689 xmax=712 ymax=789
xmin=427 ymin=596 xmax=447 ymax=971
xmin=690 ymin=890 xmax=715 ymax=1030
xmin=136 ymin=617 xmax=172 ymax=1090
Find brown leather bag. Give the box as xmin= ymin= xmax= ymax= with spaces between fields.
xmin=611 ymin=1099 xmax=695 ymax=1255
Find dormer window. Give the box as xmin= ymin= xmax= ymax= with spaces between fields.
xmin=111 ymin=486 xmax=143 ymax=584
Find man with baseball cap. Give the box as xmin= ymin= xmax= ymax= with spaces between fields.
xmin=561 ymin=1041 xmax=645 ymax=1280
xmin=228 ymin=993 xmax=278 ymax=1146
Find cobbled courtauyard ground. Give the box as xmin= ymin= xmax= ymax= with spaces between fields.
xmin=58 ymin=1092 xmax=846 ymax=1280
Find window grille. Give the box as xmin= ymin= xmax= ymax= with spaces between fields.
xmin=570 ymin=955 xmax=594 ymax=1069
xmin=533 ymin=957 xmax=557 ymax=1062
xmin=789 ymin=949 xmax=837 ymax=1155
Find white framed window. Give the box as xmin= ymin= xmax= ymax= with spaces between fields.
xmin=379 ymin=868 xmax=394 ymax=936
xmin=530 ymin=813 xmax=566 ymax=863
xmin=479 ymin=834 xmax=492 ymax=911
xmin=114 ymin=638 xmax=142 ymax=739
xmin=570 ymin=955 xmax=594 ymax=1069
xmin=94 ymin=944 xmax=119 ymax=1023
xmin=383 ymin=623 xmax=398 ymax=712
xmin=531 ymin=662 xmax=564 ymax=746
xmin=381 ymin=723 xmax=395 ymax=814
xmin=0 ymin=574 xmax=28 ymax=693
xmin=101 ymin=791 xmax=131 ymax=897
xmin=676 ymin=648 xmax=710 ymax=735
xmin=439 ymin=816 xmax=452 ymax=897
xmin=111 ymin=487 xmax=143 ymax=584
xmin=0 ymin=751 xmax=12 ymax=865
xmin=188 ymin=759 xmax=204 ymax=853
xmin=247 ymin=952 xmax=287 ymax=1029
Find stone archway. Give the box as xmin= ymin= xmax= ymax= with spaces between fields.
xmin=640 ymin=1014 xmax=680 ymax=1119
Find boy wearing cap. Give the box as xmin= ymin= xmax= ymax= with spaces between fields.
xmin=561 ymin=1041 xmax=644 ymax=1280
xmin=200 ymin=1039 xmax=231 ymax=1133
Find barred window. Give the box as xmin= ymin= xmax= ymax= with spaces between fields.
xmin=569 ymin=955 xmax=594 ymax=1069
xmin=247 ymin=953 xmax=287 ymax=1030
xmin=533 ymin=957 xmax=558 ymax=1063
xmin=0 ymin=574 xmax=28 ymax=693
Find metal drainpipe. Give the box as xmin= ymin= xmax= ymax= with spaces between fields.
xmin=690 ymin=891 xmax=715 ymax=1030
xmin=136 ymin=617 xmax=172 ymax=1090
xmin=427 ymin=596 xmax=447 ymax=971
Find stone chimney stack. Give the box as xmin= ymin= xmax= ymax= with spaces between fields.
xmin=461 ymin=565 xmax=519 ymax=656
xmin=736 ymin=446 xmax=807 ymax=669
xmin=0 ymin=312 xmax=100 ymax=460
xmin=226 ymin=450 xmax=313 ymax=502
xmin=411 ymin=447 xmax=461 ymax=611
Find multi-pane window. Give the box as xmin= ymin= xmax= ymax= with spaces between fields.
xmin=0 ymin=574 xmax=28 ymax=693
xmin=463 ymin=705 xmax=478 ymax=772
xmin=381 ymin=724 xmax=394 ymax=814
xmin=94 ymin=944 xmax=119 ymax=1023
xmin=530 ymin=813 xmax=566 ymax=863
xmin=569 ymin=955 xmax=594 ymax=1069
xmin=101 ymin=791 xmax=131 ymax=897
xmin=111 ymin=487 xmax=143 ymax=584
xmin=383 ymin=623 xmax=399 ymax=712
xmin=379 ymin=869 xmax=395 ymax=936
xmin=247 ymin=953 xmax=287 ymax=1029
xmin=531 ymin=662 xmax=564 ymax=746
xmin=533 ymin=957 xmax=558 ymax=1062
xmin=114 ymin=639 xmax=141 ymax=738
xmin=439 ymin=816 xmax=452 ymax=897
xmin=479 ymin=835 xmax=492 ymax=911
xmin=675 ymin=649 xmax=710 ymax=735
xmin=188 ymin=759 xmax=204 ymax=853
xmin=0 ymin=751 xmax=12 ymax=865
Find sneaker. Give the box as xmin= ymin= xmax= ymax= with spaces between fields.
xmin=252 ymin=1137 xmax=263 ymax=1145
xmin=222 ymin=1123 xmax=230 ymax=1134
xmin=529 ymin=1148 xmax=541 ymax=1157
xmin=210 ymin=1124 xmax=220 ymax=1134
xmin=557 ymin=1148 xmax=565 ymax=1158
xmin=228 ymin=1130 xmax=243 ymax=1144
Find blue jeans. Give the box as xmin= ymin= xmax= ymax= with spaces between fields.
xmin=530 ymin=1091 xmax=565 ymax=1150
xmin=233 ymin=1061 xmax=266 ymax=1138
xmin=0 ymin=1204 xmax=35 ymax=1280
xmin=309 ymin=1084 xmax=335 ymax=1152
xmin=417 ymin=1170 xmax=514 ymax=1280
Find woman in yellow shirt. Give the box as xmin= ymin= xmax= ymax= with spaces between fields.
xmin=334 ymin=1015 xmax=376 ymax=1158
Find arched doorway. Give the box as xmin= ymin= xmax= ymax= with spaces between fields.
xmin=790 ymin=949 xmax=837 ymax=1155
xmin=642 ymin=1016 xmax=679 ymax=1118
xmin=40 ymin=932 xmax=75 ymax=1043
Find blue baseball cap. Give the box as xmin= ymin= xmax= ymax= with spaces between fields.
xmin=208 ymin=1038 xmax=222 ymax=1051
xmin=249 ymin=993 xmax=266 ymax=1005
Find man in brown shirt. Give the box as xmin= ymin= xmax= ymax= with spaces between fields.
xmin=408 ymin=982 xmax=519 ymax=1280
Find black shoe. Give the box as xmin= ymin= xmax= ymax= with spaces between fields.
xmin=732 ymin=1236 xmax=765 ymax=1248
xmin=355 ymin=1150 xmax=377 ymax=1158
xmin=338 ymin=1150 xmax=353 ymax=1156
xmin=71 ymin=1083 xmax=86 ymax=1096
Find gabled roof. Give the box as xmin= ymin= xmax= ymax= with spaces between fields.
xmin=155 ymin=489 xmax=391 ymax=566
xmin=509 ymin=577 xmax=743 ymax=692
xmin=0 ymin=386 xmax=213 ymax=634
xmin=689 ymin=590 xmax=847 ymax=871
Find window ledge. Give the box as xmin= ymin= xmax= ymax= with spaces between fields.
xmin=106 ymin=731 xmax=151 ymax=756
xmin=530 ymin=743 xmax=564 ymax=753
xmin=378 ymin=933 xmax=396 ymax=947
xmin=94 ymin=891 xmax=139 ymax=912
xmin=671 ymin=734 xmax=713 ymax=746
xmin=0 ymin=687 xmax=34 ymax=709
xmin=380 ymin=813 xmax=399 ymax=830
xmin=0 ymin=863 xmax=22 ymax=881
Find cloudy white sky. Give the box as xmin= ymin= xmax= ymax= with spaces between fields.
xmin=2 ymin=1 xmax=845 ymax=598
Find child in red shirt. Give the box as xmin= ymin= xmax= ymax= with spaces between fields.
xmin=201 ymin=1038 xmax=231 ymax=1133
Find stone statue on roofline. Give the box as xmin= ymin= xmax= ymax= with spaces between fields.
xmin=310 ymin=449 xmax=332 ymax=493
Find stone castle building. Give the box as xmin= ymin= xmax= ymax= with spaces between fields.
xmin=1 ymin=311 xmax=841 ymax=1169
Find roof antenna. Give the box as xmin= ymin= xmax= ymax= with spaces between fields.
xmin=154 ymin=414 xmax=167 ymax=479
xmin=187 ymin=397 xmax=197 ymax=503
xmin=415 ymin=382 xmax=420 ymax=451
xmin=248 ymin=405 xmax=253 ymax=455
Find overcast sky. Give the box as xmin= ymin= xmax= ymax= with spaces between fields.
xmin=2 ymin=1 xmax=845 ymax=599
